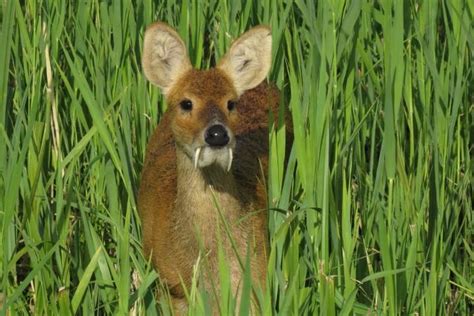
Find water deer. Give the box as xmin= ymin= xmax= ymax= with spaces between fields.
xmin=138 ymin=22 xmax=282 ymax=314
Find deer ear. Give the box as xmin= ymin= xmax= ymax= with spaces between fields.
xmin=217 ymin=25 xmax=272 ymax=96
xmin=142 ymin=22 xmax=192 ymax=95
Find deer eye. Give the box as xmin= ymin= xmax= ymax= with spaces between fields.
xmin=180 ymin=99 xmax=193 ymax=111
xmin=227 ymin=100 xmax=236 ymax=111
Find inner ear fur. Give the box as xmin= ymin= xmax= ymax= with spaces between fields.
xmin=217 ymin=25 xmax=272 ymax=96
xmin=142 ymin=22 xmax=192 ymax=95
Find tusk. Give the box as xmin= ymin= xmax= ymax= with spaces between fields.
xmin=227 ymin=148 xmax=233 ymax=172
xmin=194 ymin=147 xmax=201 ymax=169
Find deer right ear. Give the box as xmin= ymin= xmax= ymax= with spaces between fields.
xmin=142 ymin=22 xmax=192 ymax=95
xmin=217 ymin=25 xmax=272 ymax=96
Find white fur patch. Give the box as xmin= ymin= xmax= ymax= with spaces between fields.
xmin=193 ymin=146 xmax=233 ymax=171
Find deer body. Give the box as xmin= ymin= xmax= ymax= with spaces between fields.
xmin=139 ymin=22 xmax=278 ymax=313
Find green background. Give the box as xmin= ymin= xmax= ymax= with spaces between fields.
xmin=0 ymin=0 xmax=472 ymax=314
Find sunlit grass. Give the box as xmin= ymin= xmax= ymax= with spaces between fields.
xmin=0 ymin=1 xmax=472 ymax=315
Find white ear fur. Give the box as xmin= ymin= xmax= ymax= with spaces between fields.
xmin=142 ymin=22 xmax=192 ymax=95
xmin=217 ymin=25 xmax=272 ymax=96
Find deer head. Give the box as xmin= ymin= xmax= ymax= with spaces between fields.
xmin=142 ymin=22 xmax=272 ymax=171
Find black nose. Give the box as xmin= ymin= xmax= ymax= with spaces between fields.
xmin=205 ymin=124 xmax=229 ymax=147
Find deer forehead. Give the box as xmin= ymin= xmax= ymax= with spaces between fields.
xmin=167 ymin=68 xmax=237 ymax=104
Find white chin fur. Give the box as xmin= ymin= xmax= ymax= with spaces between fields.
xmin=193 ymin=147 xmax=233 ymax=171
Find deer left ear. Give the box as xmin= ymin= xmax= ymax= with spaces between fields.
xmin=217 ymin=25 xmax=272 ymax=96
xmin=142 ymin=22 xmax=192 ymax=96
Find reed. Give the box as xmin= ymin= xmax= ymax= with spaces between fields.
xmin=0 ymin=1 xmax=472 ymax=314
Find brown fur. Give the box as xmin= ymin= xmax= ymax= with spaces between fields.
xmin=138 ymin=22 xmax=283 ymax=314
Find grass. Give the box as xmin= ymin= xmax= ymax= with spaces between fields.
xmin=0 ymin=0 xmax=472 ymax=314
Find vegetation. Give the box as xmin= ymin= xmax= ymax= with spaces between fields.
xmin=0 ymin=0 xmax=472 ymax=314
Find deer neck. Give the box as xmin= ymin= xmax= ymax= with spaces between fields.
xmin=175 ymin=146 xmax=241 ymax=222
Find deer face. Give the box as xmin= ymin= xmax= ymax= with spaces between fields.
xmin=167 ymin=69 xmax=238 ymax=170
xmin=142 ymin=22 xmax=272 ymax=171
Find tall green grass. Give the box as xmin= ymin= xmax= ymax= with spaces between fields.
xmin=0 ymin=0 xmax=472 ymax=314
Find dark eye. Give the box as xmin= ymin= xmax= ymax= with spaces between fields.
xmin=227 ymin=100 xmax=236 ymax=111
xmin=180 ymin=99 xmax=193 ymax=111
